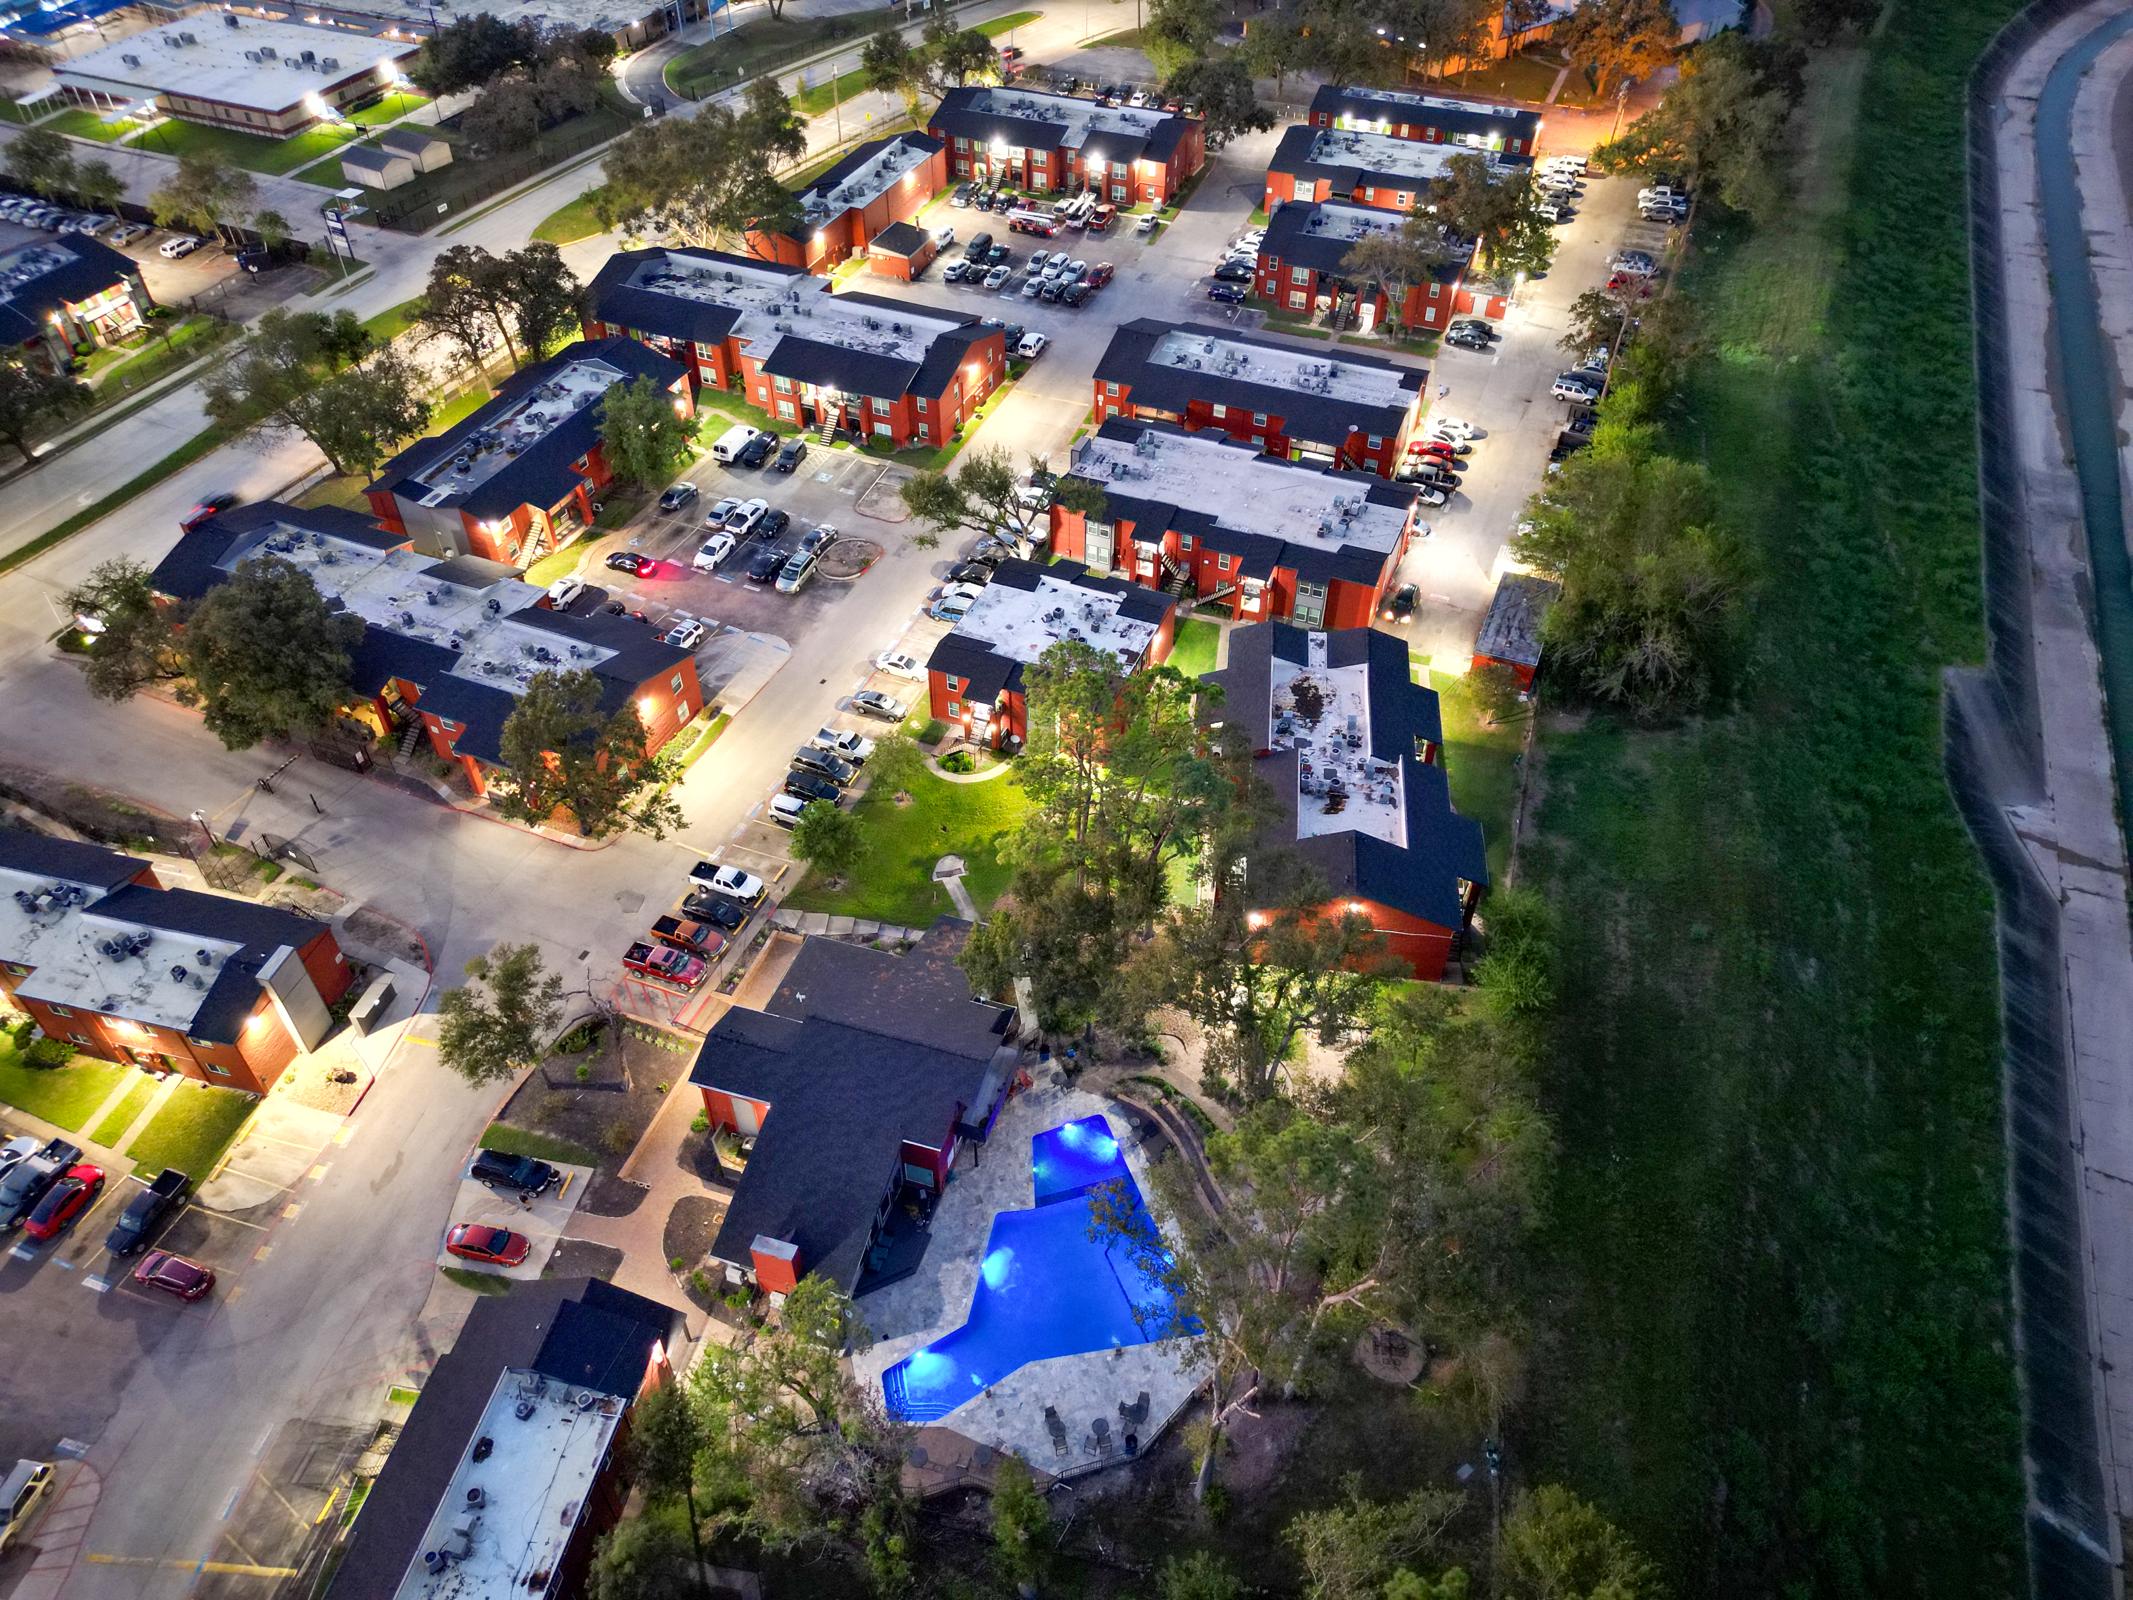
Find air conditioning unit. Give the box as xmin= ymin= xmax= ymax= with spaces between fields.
xmin=224 ymin=12 xmax=239 ymax=24
xmin=259 ymin=45 xmax=276 ymax=57
xmin=321 ymin=56 xmax=338 ymax=68
xmin=180 ymin=32 xmax=197 ymax=44
xmin=121 ymin=51 xmax=141 ymax=65
xmin=243 ymin=49 xmax=259 ymax=61
xmin=300 ymin=48 xmax=316 ymax=63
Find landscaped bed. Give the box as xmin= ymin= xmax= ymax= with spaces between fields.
xmin=783 ymin=766 xmax=1032 ymax=927
xmin=484 ymin=1022 xmax=684 ymax=1174
xmin=123 ymin=1083 xmax=257 ymax=1178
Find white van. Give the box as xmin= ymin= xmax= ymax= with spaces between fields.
xmin=710 ymin=423 xmax=762 ymax=464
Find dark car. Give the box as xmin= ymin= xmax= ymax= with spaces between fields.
xmin=1061 ymin=282 xmax=1091 ymax=307
xmin=469 ymin=1149 xmax=560 ymax=1196
xmin=0 ymin=1139 xmax=79 ymax=1231
xmin=603 ymin=601 xmax=650 ymax=622
xmin=737 ymin=432 xmax=777 ymax=468
xmin=784 ymin=769 xmax=845 ymax=805
xmin=947 ymin=560 xmax=996 ymax=587
xmin=761 ymin=508 xmax=792 ymax=539
xmin=1445 ymin=328 xmax=1491 ymax=351
xmin=605 ymin=551 xmax=646 ymax=574
xmin=134 ymin=1250 xmax=215 ymax=1301
xmin=964 ymin=231 xmax=994 ymax=260
xmin=1207 ymin=283 xmax=1248 ymax=304
xmin=990 ymin=191 xmax=1015 ymax=212
xmin=790 ymin=746 xmax=856 ymax=786
xmin=680 ymin=892 xmax=749 ymax=933
xmin=104 ymin=1168 xmax=189 ymax=1257
xmin=178 ymin=493 xmax=237 ymax=533
xmin=656 ymin=482 xmax=698 ymax=513
xmin=775 ymin=437 xmax=808 ymax=473
xmin=1448 ymin=318 xmax=1496 ymax=339
xmin=952 ymin=181 xmax=975 ymax=206
xmin=746 ymin=546 xmax=784 ymax=583
xmin=1381 ymin=583 xmax=1419 ymax=624
xmin=1002 ymin=323 xmax=1026 ymax=350
xmin=987 ymin=243 xmax=1012 ymax=266
xmin=1213 ymin=261 xmax=1253 ymax=282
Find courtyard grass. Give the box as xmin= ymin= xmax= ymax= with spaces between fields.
xmin=479 ymin=1122 xmax=601 ymax=1169
xmin=122 ymin=1083 xmax=257 ymax=1178
xmin=1520 ymin=20 xmax=2026 ymax=1599
xmin=0 ymin=1043 xmax=125 ymax=1133
xmin=43 ymin=106 xmax=144 ymax=143
xmin=1430 ymin=670 xmax=1523 ymax=887
xmin=784 ymin=766 xmax=1033 ymax=926
xmin=134 ymin=115 xmax=365 ymax=176
xmin=532 ymin=189 xmax=608 ymax=246
xmin=1168 ymin=615 xmax=1220 ymax=679
xmin=88 ymin=1076 xmax=156 ymax=1149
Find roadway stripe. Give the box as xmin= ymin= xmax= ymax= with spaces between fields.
xmin=85 ymin=1555 xmax=298 ymax=1578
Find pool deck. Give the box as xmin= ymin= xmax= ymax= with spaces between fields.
xmin=851 ymin=1074 xmax=1206 ymax=1481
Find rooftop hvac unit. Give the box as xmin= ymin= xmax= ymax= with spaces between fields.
xmin=122 ymin=52 xmax=141 ymax=65
xmin=259 ymin=45 xmax=276 ymax=57
xmin=243 ymin=49 xmax=259 ymax=61
xmin=224 ymin=11 xmax=239 ymax=23
xmin=301 ymin=48 xmax=316 ymax=63
xmin=160 ymin=33 xmax=178 ymax=45
xmin=321 ymin=56 xmax=338 ymax=68
xmin=180 ymin=31 xmax=197 ymax=44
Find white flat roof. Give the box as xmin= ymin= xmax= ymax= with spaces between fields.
xmin=962 ymin=86 xmax=1175 ymax=149
xmin=1271 ymin=635 xmax=1405 ymax=846
xmin=329 ymin=0 xmax=658 ymax=41
xmin=0 ymin=865 xmax=248 ymax=1034
xmin=1150 ymin=326 xmax=1412 ymax=411
xmin=223 ymin=520 xmax=619 ymax=695
xmin=1293 ymin=199 xmax=1407 ymax=248
xmin=391 ymin=1368 xmax=624 ymax=1600
xmin=626 ymin=253 xmax=963 ymax=371
xmin=1330 ymin=85 xmax=1533 ymax=125
xmin=57 ymin=15 xmax=414 ymax=114
xmin=401 ymin=356 xmax=622 ymax=506
xmin=1074 ymin=427 xmax=1409 ymax=559
xmin=1305 ymin=127 xmax=1484 ymax=186
xmin=801 ymin=137 xmax=934 ymax=226
xmin=950 ymin=569 xmax=1161 ymax=672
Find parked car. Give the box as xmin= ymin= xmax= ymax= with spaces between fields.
xmin=1449 ymin=318 xmax=1496 ymax=339
xmin=469 ymin=1149 xmax=559 ymax=1196
xmin=775 ymin=437 xmax=808 ymax=473
xmin=800 ymin=523 xmax=837 ymax=556
xmin=784 ymin=768 xmax=844 ymax=805
xmin=1413 ymin=439 xmax=1468 ymax=460
xmin=1087 ymin=261 xmax=1115 ymax=288
xmin=694 ymin=531 xmax=737 ymax=572
xmin=0 ymin=1461 xmax=54 ymax=1553
xmin=104 ymin=1168 xmax=189 ymax=1257
xmin=737 ymin=431 xmax=777 ymax=467
xmin=691 ymin=862 xmax=767 ymax=904
xmin=545 ymin=574 xmax=585 ymax=609
xmin=790 ymin=746 xmax=857 ymax=786
xmin=952 ymin=182 xmax=975 ymax=206
xmin=0 ymin=1136 xmax=40 ymax=1186
xmin=132 ymin=1250 xmax=216 ymax=1301
xmin=446 ymin=1223 xmax=532 ymax=1266
xmin=852 ymin=687 xmax=908 ymax=721
xmin=0 ymin=1140 xmax=80 ymax=1231
xmin=724 ymin=497 xmax=770 ymax=535
xmin=1536 ymin=202 xmax=1571 ymax=224
xmin=775 ymin=549 xmax=818 ymax=594
xmin=1552 ymin=376 xmax=1602 ymax=403
xmin=1381 ymin=583 xmax=1419 ymax=624
xmin=108 ymin=222 xmax=148 ymax=246
xmin=662 ymin=618 xmax=707 ymax=650
xmin=984 ymin=265 xmax=1013 ymax=290
xmin=678 ymin=892 xmax=748 ymax=933
xmin=1423 ymin=416 xmax=1478 ymax=441
xmin=932 ymin=581 xmax=985 ymax=620
xmin=745 ymin=546 xmax=784 ymax=584
xmin=1411 ymin=482 xmax=1451 ymax=507
xmin=1090 ymin=203 xmax=1117 ymax=232
xmin=811 ymin=727 xmax=875 ymax=764
xmin=1636 ymin=185 xmax=1683 ymax=206
xmin=965 ymin=230 xmax=994 ymax=260
xmin=623 ymin=940 xmax=708 ymax=990
xmin=1017 ymin=332 xmax=1050 ymax=360
xmin=875 ymin=650 xmax=925 ymax=681
xmin=22 ymin=1163 xmax=102 ymax=1242
xmin=1213 ymin=261 xmax=1253 ymax=283
xmin=703 ymin=495 xmax=739 ymax=526
xmin=158 ymin=234 xmax=201 ymax=258
xmin=768 ymin=792 xmax=812 ymax=828
xmin=1605 ymin=272 xmax=1657 ymax=299
xmin=1207 ymin=283 xmax=1248 ymax=304
xmin=1445 ymin=327 xmax=1492 ymax=351
xmin=1136 ymin=213 xmax=1160 ymax=236
xmin=946 ymin=560 xmax=996 ymax=587
xmin=657 ymin=482 xmax=698 ymax=512
xmin=605 ymin=550 xmax=646 ymax=574
xmin=944 ymin=259 xmax=972 ymax=283
xmin=1611 ymin=250 xmax=1658 ymax=275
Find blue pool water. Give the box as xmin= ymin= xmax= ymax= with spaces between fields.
xmin=881 ymin=1115 xmax=1188 ymax=1423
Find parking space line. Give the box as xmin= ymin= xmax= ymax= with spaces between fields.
xmin=309 ymin=1164 xmax=330 ymax=1182
xmin=204 ymin=1206 xmax=269 ymax=1231
xmin=252 ymin=1243 xmax=272 ymax=1262
xmin=281 ymin=1202 xmax=302 ymax=1221
xmin=82 ymin=1273 xmax=110 ymax=1292
xmin=9 ymin=1243 xmax=34 ymax=1261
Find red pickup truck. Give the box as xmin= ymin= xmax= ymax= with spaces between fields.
xmin=623 ymin=941 xmax=708 ymax=990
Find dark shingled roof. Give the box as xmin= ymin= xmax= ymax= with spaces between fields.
xmin=1306 ymin=84 xmax=1542 ymax=148
xmin=923 ymin=557 xmax=1175 ymax=704
xmin=376 ymin=124 xmax=448 ymax=157
xmin=870 ymin=219 xmax=931 ymax=257
xmin=584 ymin=245 xmax=786 ymax=349
xmin=368 ymin=337 xmax=685 ymax=520
xmin=1204 ymin=623 xmax=1483 ymax=930
xmin=688 ymin=923 xmax=1014 ymax=1291
xmin=0 ymin=829 xmax=147 ymax=893
xmin=929 ymin=85 xmax=1194 ymax=166
xmin=1473 ymin=572 xmax=1561 ymax=670
xmin=1065 ymin=418 xmax=1417 ymax=589
xmin=0 ymin=234 xmax=141 ymax=346
xmin=89 ymin=883 xmax=332 ymax=1044
xmin=1094 ymin=317 xmax=1423 ymax=451
xmin=330 ymin=1279 xmax=684 ymax=1600
xmin=1260 ymin=196 xmax=1467 ymax=283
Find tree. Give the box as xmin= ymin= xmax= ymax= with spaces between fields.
xmin=866 ymin=731 xmax=924 ymax=795
xmin=1499 ymin=1485 xmax=1660 ymax=1600
xmin=435 ymin=942 xmax=565 ymax=1087
xmin=587 ymin=1513 xmax=701 ymax=1600
xmin=461 ymin=79 xmax=540 ymax=160
xmin=62 ymin=558 xmax=177 ymax=702
xmin=628 ymin=1383 xmax=713 ymax=1600
xmin=413 ymin=13 xmax=544 ymax=94
xmin=148 ymin=152 xmax=256 ymax=238
xmin=1514 ymin=445 xmax=1751 ymax=715
xmin=1429 ymin=153 xmax=1554 ymax=281
xmin=250 ymin=208 xmax=292 ymax=250
xmin=899 ymin=446 xmax=1036 ymax=547
xmin=1342 ymin=220 xmax=1456 ymax=334
xmin=1239 ymin=12 xmax=1314 ymax=97
xmin=1594 ymin=32 xmax=1791 ymax=222
xmin=861 ymin=24 xmax=927 ymax=117
xmin=600 ymin=373 xmax=694 ymax=488
xmin=73 ymin=158 xmax=123 ymax=213
xmin=1300 ymin=0 xmax=1391 ymax=86
xmin=305 ymin=353 xmax=433 ymax=480
xmin=1284 ymin=1475 xmax=1466 ymax=1600
xmin=989 ymin=1456 xmax=1051 ymax=1592
xmin=423 ymin=244 xmax=523 ymax=369
xmin=1385 ymin=1570 xmax=1473 ymax=1600
xmin=203 ymin=310 xmax=427 ymax=479
xmin=506 ymin=242 xmax=582 ymax=360
xmin=600 ymin=83 xmax=806 ymax=248
xmin=1161 ymin=59 xmax=1273 ymax=145
xmin=0 ymin=359 xmax=90 ymax=465
xmin=1158 ymin=1552 xmax=1242 ymax=1600
xmin=1142 ymin=0 xmax=1220 ymax=78
xmin=919 ymin=15 xmax=1000 ymax=92
xmin=494 ymin=667 xmax=667 ymax=837
xmin=790 ymin=802 xmax=865 ymax=881
xmin=4 ymin=126 xmax=74 ymax=197
xmin=176 ymin=556 xmax=360 ymax=749
xmin=1558 ymin=285 xmax=1642 ymax=362
xmin=1792 ymin=0 xmax=1877 ymax=44
xmin=1554 ymin=0 xmax=1679 ymax=98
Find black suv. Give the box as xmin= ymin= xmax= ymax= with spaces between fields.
xmin=737 ymin=432 xmax=777 ymax=468
xmin=790 ymin=746 xmax=856 ymax=786
xmin=469 ymin=1150 xmax=560 ymax=1196
xmin=775 ymin=437 xmax=808 ymax=473
xmin=964 ymin=231 xmax=994 ymax=261
xmin=104 ymin=1168 xmax=190 ymax=1256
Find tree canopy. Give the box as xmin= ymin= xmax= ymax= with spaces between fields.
xmin=599 ymin=374 xmax=695 ymax=488
xmin=493 ymin=667 xmax=679 ymax=838
xmin=1499 ymin=1485 xmax=1662 ymax=1600
xmin=897 ymin=445 xmax=1039 ymax=549
xmin=176 ymin=556 xmax=361 ymax=749
xmin=202 ymin=309 xmax=429 ymax=480
xmin=1430 ymin=153 xmax=1555 ymax=281
xmin=1554 ymin=0 xmax=1679 ymax=97
xmin=1161 ymin=58 xmax=1275 ymax=144
xmin=600 ymin=80 xmax=807 ymax=247
xmin=63 ymin=558 xmax=177 ymax=703
xmin=148 ymin=151 xmax=257 ymax=238
xmin=1595 ymin=32 xmax=1794 ymax=222
xmin=436 ymin=942 xmax=565 ymax=1088
xmin=3 ymin=127 xmax=74 ymax=196
xmin=0 ymin=359 xmax=91 ymax=466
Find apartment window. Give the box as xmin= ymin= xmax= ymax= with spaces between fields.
xmin=1210 ymin=403 xmax=1226 ymax=418
xmin=773 ymin=376 xmax=793 ymax=393
xmin=1252 ymin=412 xmax=1268 ymax=427
xmin=917 ymin=424 xmax=930 ymax=440
xmin=671 ymin=673 xmax=685 ymax=693
xmin=873 ymin=421 xmax=892 ymax=436
xmin=1367 ymin=434 xmax=1383 ymax=448
xmin=955 ymin=136 xmax=970 ymax=151
xmin=203 ymin=1061 xmax=230 ymax=1077
xmin=778 ymin=401 xmax=795 ymax=420
xmin=916 ymin=397 xmax=929 ymax=413
xmin=48 ymin=1004 xmax=72 ymax=1018
xmin=871 ymin=397 xmax=891 ymax=415
xmin=1290 ymin=265 xmax=1310 ymax=285
xmin=1288 ymin=291 xmax=1307 ymax=309
xmin=575 ymin=456 xmax=590 ymax=472
xmin=69 ymin=1032 xmax=91 ymax=1045
xmin=1428 ymin=282 xmax=1441 ymax=299
xmin=1396 ymin=192 xmax=1412 ymax=208
xmin=1105 ymin=381 xmax=1120 ymax=397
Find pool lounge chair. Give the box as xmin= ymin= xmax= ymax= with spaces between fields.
xmin=1045 ymin=1406 xmax=1070 ymax=1455
xmin=1118 ymin=1390 xmax=1150 ymax=1427
xmin=1090 ymin=1416 xmax=1113 ymax=1456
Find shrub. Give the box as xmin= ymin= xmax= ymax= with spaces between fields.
xmin=917 ymin=719 xmax=949 ymax=746
xmin=24 ymin=1037 xmax=75 ymax=1069
xmin=603 ymin=1121 xmax=635 ymax=1156
xmin=575 ymin=1064 xmax=592 ymax=1083
xmin=8 ymin=1017 xmax=33 ymax=1052
xmin=690 ymin=1110 xmax=710 ymax=1133
xmin=690 ymin=1269 xmax=713 ymax=1298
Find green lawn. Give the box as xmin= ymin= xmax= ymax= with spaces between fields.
xmin=666 ymin=11 xmax=872 ymax=100
xmin=975 ymin=11 xmax=1042 ymax=37
xmin=533 ymin=189 xmax=608 ymax=245
xmin=116 ymin=1083 xmax=256 ymax=1177
xmin=785 ymin=767 xmax=1033 ymax=926
xmin=1169 ymin=615 xmax=1220 ymax=679
xmin=87 ymin=315 xmax=233 ymax=400
xmin=0 ymin=1044 xmax=125 ymax=1133
xmin=1432 ymin=51 xmax=1570 ymax=108
xmin=43 ymin=106 xmax=144 ymax=143
xmin=480 ymin=1122 xmax=601 ymax=1169
xmin=345 ymin=90 xmax=431 ymax=127
xmin=1085 ymin=25 xmax=1148 ymax=48
xmin=295 ymin=474 xmax=376 ymax=513
xmin=521 ymin=542 xmax=585 ymax=586
xmin=795 ymin=65 xmax=872 ymax=116
xmin=1522 ymin=21 xmax=2026 ymax=1600
xmin=88 ymin=1077 xmax=157 ymax=1149
xmin=134 ymin=115 xmax=366 ymax=176
xmin=359 ymin=296 xmax=427 ymax=345
xmin=1430 ymin=670 xmax=1522 ymax=887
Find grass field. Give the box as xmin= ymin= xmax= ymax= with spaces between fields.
xmin=667 ymin=11 xmax=873 ymax=100
xmin=785 ymin=767 xmax=1032 ymax=926
xmin=479 ymin=1122 xmax=601 ymax=1169
xmin=43 ymin=107 xmax=143 ymax=143
xmin=88 ymin=1077 xmax=156 ymax=1149
xmin=123 ymin=1084 xmax=257 ymax=1178
xmin=533 ymin=189 xmax=607 ymax=245
xmin=135 ymin=116 xmax=365 ymax=176
xmin=359 ymin=296 xmax=427 ymax=345
xmin=1521 ymin=15 xmax=2026 ymax=1599
xmin=1168 ymin=616 xmax=1220 ymax=679
xmin=1431 ymin=671 xmax=1523 ymax=887
xmin=0 ymin=1045 xmax=125 ymax=1133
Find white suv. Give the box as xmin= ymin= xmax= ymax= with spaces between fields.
xmin=1552 ymin=376 xmax=1601 ymax=403
xmin=694 ymin=531 xmax=736 ymax=571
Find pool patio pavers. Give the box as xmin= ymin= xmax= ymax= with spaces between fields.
xmin=851 ymin=1074 xmax=1206 ymax=1480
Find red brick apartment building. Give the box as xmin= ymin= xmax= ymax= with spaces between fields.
xmin=1472 ymin=571 xmax=1562 ymax=688
xmin=925 ymin=558 xmax=1178 ymax=749
xmin=744 ymin=132 xmax=948 ymax=274
xmin=331 ymin=1278 xmax=685 ymax=1600
xmin=0 ymin=235 xmax=154 ymax=376
xmin=928 ymin=84 xmax=1204 ymax=205
xmin=689 ymin=925 xmax=1016 ymax=1296
xmin=1091 ymin=318 xmax=1426 ymax=478
xmin=1048 ymin=419 xmax=1424 ymax=629
xmin=1202 ymin=623 xmax=1486 ymax=980
xmin=1306 ymin=84 xmax=1543 ymax=155
xmin=151 ymin=504 xmax=705 ymax=799
xmin=1265 ymin=122 xmax=1501 ymax=214
xmin=1255 ymin=197 xmax=1472 ymax=333
xmin=366 ymin=337 xmax=692 ymax=569
xmin=584 ymin=247 xmax=1006 ymax=451
xmin=0 ymin=829 xmax=352 ymax=1094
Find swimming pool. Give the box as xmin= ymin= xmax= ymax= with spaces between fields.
xmin=881 ymin=1115 xmax=1188 ymax=1423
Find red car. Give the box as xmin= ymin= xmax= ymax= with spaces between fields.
xmin=23 ymin=1162 xmax=102 ymax=1241
xmin=622 ymin=940 xmax=708 ymax=990
xmin=134 ymin=1250 xmax=215 ymax=1300
xmin=445 ymin=1223 xmax=532 ymax=1267
xmin=178 ymin=493 xmax=236 ymax=532
xmin=1086 ymin=261 xmax=1115 ymax=287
